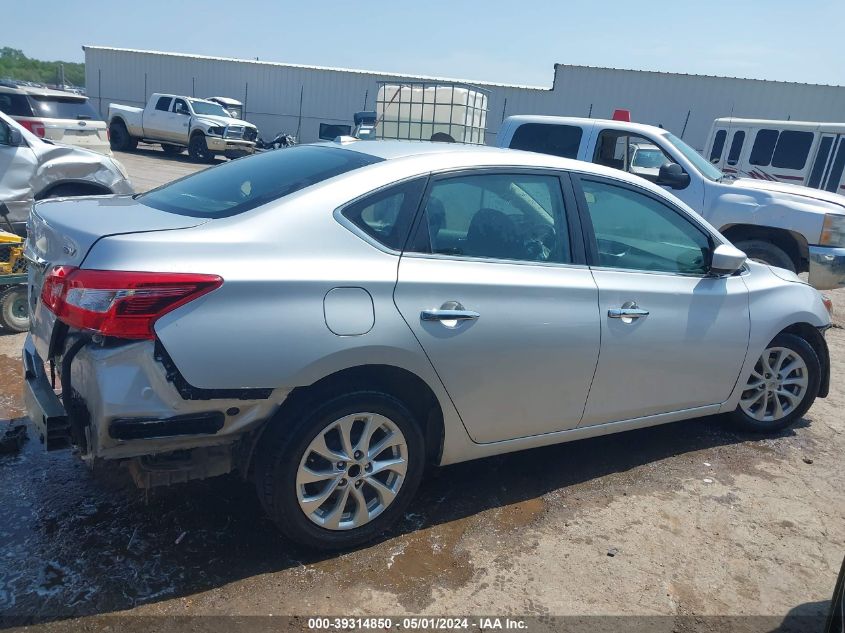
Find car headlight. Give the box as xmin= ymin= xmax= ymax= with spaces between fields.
xmin=110 ymin=158 xmax=129 ymax=180
xmin=207 ymin=126 xmax=225 ymax=136
xmin=820 ymin=213 xmax=845 ymax=247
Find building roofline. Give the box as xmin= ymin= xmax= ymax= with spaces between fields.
xmin=553 ymin=63 xmax=845 ymax=89
xmin=82 ymin=45 xmax=552 ymax=91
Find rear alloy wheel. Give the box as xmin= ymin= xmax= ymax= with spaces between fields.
xmin=256 ymin=391 xmax=424 ymax=549
xmin=0 ymin=286 xmax=29 ymax=333
xmin=731 ymin=333 xmax=820 ymax=432
xmin=188 ymin=134 xmax=215 ymax=163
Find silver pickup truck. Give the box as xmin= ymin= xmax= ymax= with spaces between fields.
xmin=108 ymin=93 xmax=258 ymax=162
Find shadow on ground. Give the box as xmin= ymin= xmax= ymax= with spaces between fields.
xmin=0 ymin=412 xmax=809 ymax=625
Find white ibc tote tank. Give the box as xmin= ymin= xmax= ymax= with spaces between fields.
xmin=376 ymin=82 xmax=488 ymax=144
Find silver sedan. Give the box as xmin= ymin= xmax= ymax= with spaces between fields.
xmin=23 ymin=140 xmax=832 ymax=549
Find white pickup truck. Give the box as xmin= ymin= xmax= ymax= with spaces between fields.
xmin=108 ymin=93 xmax=258 ymax=162
xmin=498 ymin=115 xmax=845 ymax=290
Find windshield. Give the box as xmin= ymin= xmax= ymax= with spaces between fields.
xmin=189 ymin=100 xmax=230 ymax=117
xmin=632 ymin=148 xmax=667 ymax=168
xmin=140 ymin=145 xmax=383 ymax=218
xmin=664 ymin=132 xmax=723 ymax=181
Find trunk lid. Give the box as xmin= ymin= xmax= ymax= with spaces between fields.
xmin=25 ymin=195 xmax=208 ymax=359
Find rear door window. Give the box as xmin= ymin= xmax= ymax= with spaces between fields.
xmin=409 ymin=172 xmax=571 ymax=264
xmin=141 ymin=145 xmax=383 ymax=218
xmin=154 ymin=96 xmax=172 ymax=111
xmin=509 ymin=123 xmax=583 ymax=159
xmin=29 ymin=96 xmax=102 ymax=121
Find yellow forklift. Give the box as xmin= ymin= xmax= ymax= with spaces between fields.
xmin=0 ymin=203 xmax=28 ymax=333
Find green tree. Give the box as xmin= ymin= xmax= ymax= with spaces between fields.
xmin=0 ymin=47 xmax=84 ymax=87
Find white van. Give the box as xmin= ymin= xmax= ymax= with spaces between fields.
xmin=704 ymin=118 xmax=845 ymax=194
xmin=497 ymin=115 xmax=845 ymax=289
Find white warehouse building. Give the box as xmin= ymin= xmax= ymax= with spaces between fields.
xmin=84 ymin=45 xmax=845 ymax=150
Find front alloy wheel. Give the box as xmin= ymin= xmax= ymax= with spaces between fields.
xmin=296 ymin=413 xmax=408 ymax=530
xmin=740 ymin=347 xmax=808 ymax=422
xmin=730 ymin=333 xmax=820 ymax=432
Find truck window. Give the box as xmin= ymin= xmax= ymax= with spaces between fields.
xmin=709 ymin=130 xmax=727 ymax=163
xmin=509 ymin=123 xmax=582 ymax=159
xmin=772 ymin=131 xmax=814 ymax=170
xmin=593 ymin=130 xmax=672 ymax=182
xmin=726 ymin=131 xmax=745 ymax=166
xmin=172 ymin=99 xmax=189 ymax=115
xmin=749 ymin=129 xmax=778 ymax=166
xmin=154 ymin=96 xmax=172 ymax=112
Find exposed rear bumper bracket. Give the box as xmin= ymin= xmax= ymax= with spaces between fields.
xmin=23 ymin=339 xmax=71 ymax=451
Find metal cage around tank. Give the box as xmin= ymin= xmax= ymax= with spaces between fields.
xmin=375 ymin=81 xmax=489 ymax=145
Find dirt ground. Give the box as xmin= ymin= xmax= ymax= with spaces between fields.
xmin=0 ymin=149 xmax=843 ymax=631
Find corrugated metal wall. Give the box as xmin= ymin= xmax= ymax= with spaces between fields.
xmin=85 ymin=47 xmax=845 ymax=149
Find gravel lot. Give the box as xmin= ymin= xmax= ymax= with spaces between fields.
xmin=1 ymin=148 xmax=843 ymax=631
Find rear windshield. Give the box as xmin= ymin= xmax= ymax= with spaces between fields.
xmin=29 ymin=96 xmax=102 ymax=121
xmin=140 ymin=145 xmax=383 ymax=218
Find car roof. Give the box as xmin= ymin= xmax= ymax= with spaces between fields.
xmin=319 ymin=139 xmax=681 ymax=200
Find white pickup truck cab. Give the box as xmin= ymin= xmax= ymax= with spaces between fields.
xmin=498 ymin=116 xmax=845 ymax=290
xmin=108 ymin=93 xmax=258 ymax=163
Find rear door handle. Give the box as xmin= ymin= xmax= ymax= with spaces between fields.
xmin=608 ymin=301 xmax=649 ymax=321
xmin=608 ymin=308 xmax=649 ymax=318
xmin=421 ymin=309 xmax=480 ymax=322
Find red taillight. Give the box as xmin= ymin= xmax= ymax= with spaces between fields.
xmin=18 ymin=118 xmax=46 ymax=137
xmin=40 ymin=267 xmax=223 ymax=340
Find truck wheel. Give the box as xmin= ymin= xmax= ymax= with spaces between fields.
xmin=109 ymin=120 xmax=137 ymax=152
xmin=0 ymin=287 xmax=29 ymax=333
xmin=188 ymin=134 xmax=215 ymax=163
xmin=254 ymin=391 xmax=425 ymax=549
xmin=160 ymin=144 xmax=184 ymax=156
xmin=734 ymin=240 xmax=795 ymax=272
xmin=729 ymin=333 xmax=820 ymax=433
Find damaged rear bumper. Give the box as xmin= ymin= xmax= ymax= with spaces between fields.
xmin=22 ymin=334 xmax=286 ymax=467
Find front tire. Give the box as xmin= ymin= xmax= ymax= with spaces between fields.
xmin=188 ymin=134 xmax=215 ymax=163
xmin=734 ymin=240 xmax=796 ymax=272
xmin=730 ymin=333 xmax=820 ymax=432
xmin=255 ymin=391 xmax=425 ymax=549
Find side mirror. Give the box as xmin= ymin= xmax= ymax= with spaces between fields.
xmin=657 ymin=162 xmax=690 ymax=190
xmin=710 ymin=243 xmax=747 ymax=275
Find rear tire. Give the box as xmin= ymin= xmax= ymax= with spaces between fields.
xmin=109 ymin=120 xmax=137 ymax=152
xmin=188 ymin=134 xmax=215 ymax=163
xmin=0 ymin=287 xmax=29 ymax=333
xmin=734 ymin=240 xmax=795 ymax=272
xmin=254 ymin=391 xmax=425 ymax=549
xmin=160 ymin=143 xmax=184 ymax=156
xmin=729 ymin=333 xmax=820 ymax=433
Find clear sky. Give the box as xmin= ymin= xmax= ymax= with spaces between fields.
xmin=5 ymin=0 xmax=844 ymax=87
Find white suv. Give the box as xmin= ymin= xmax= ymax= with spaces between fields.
xmin=0 ymin=82 xmax=111 ymax=157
